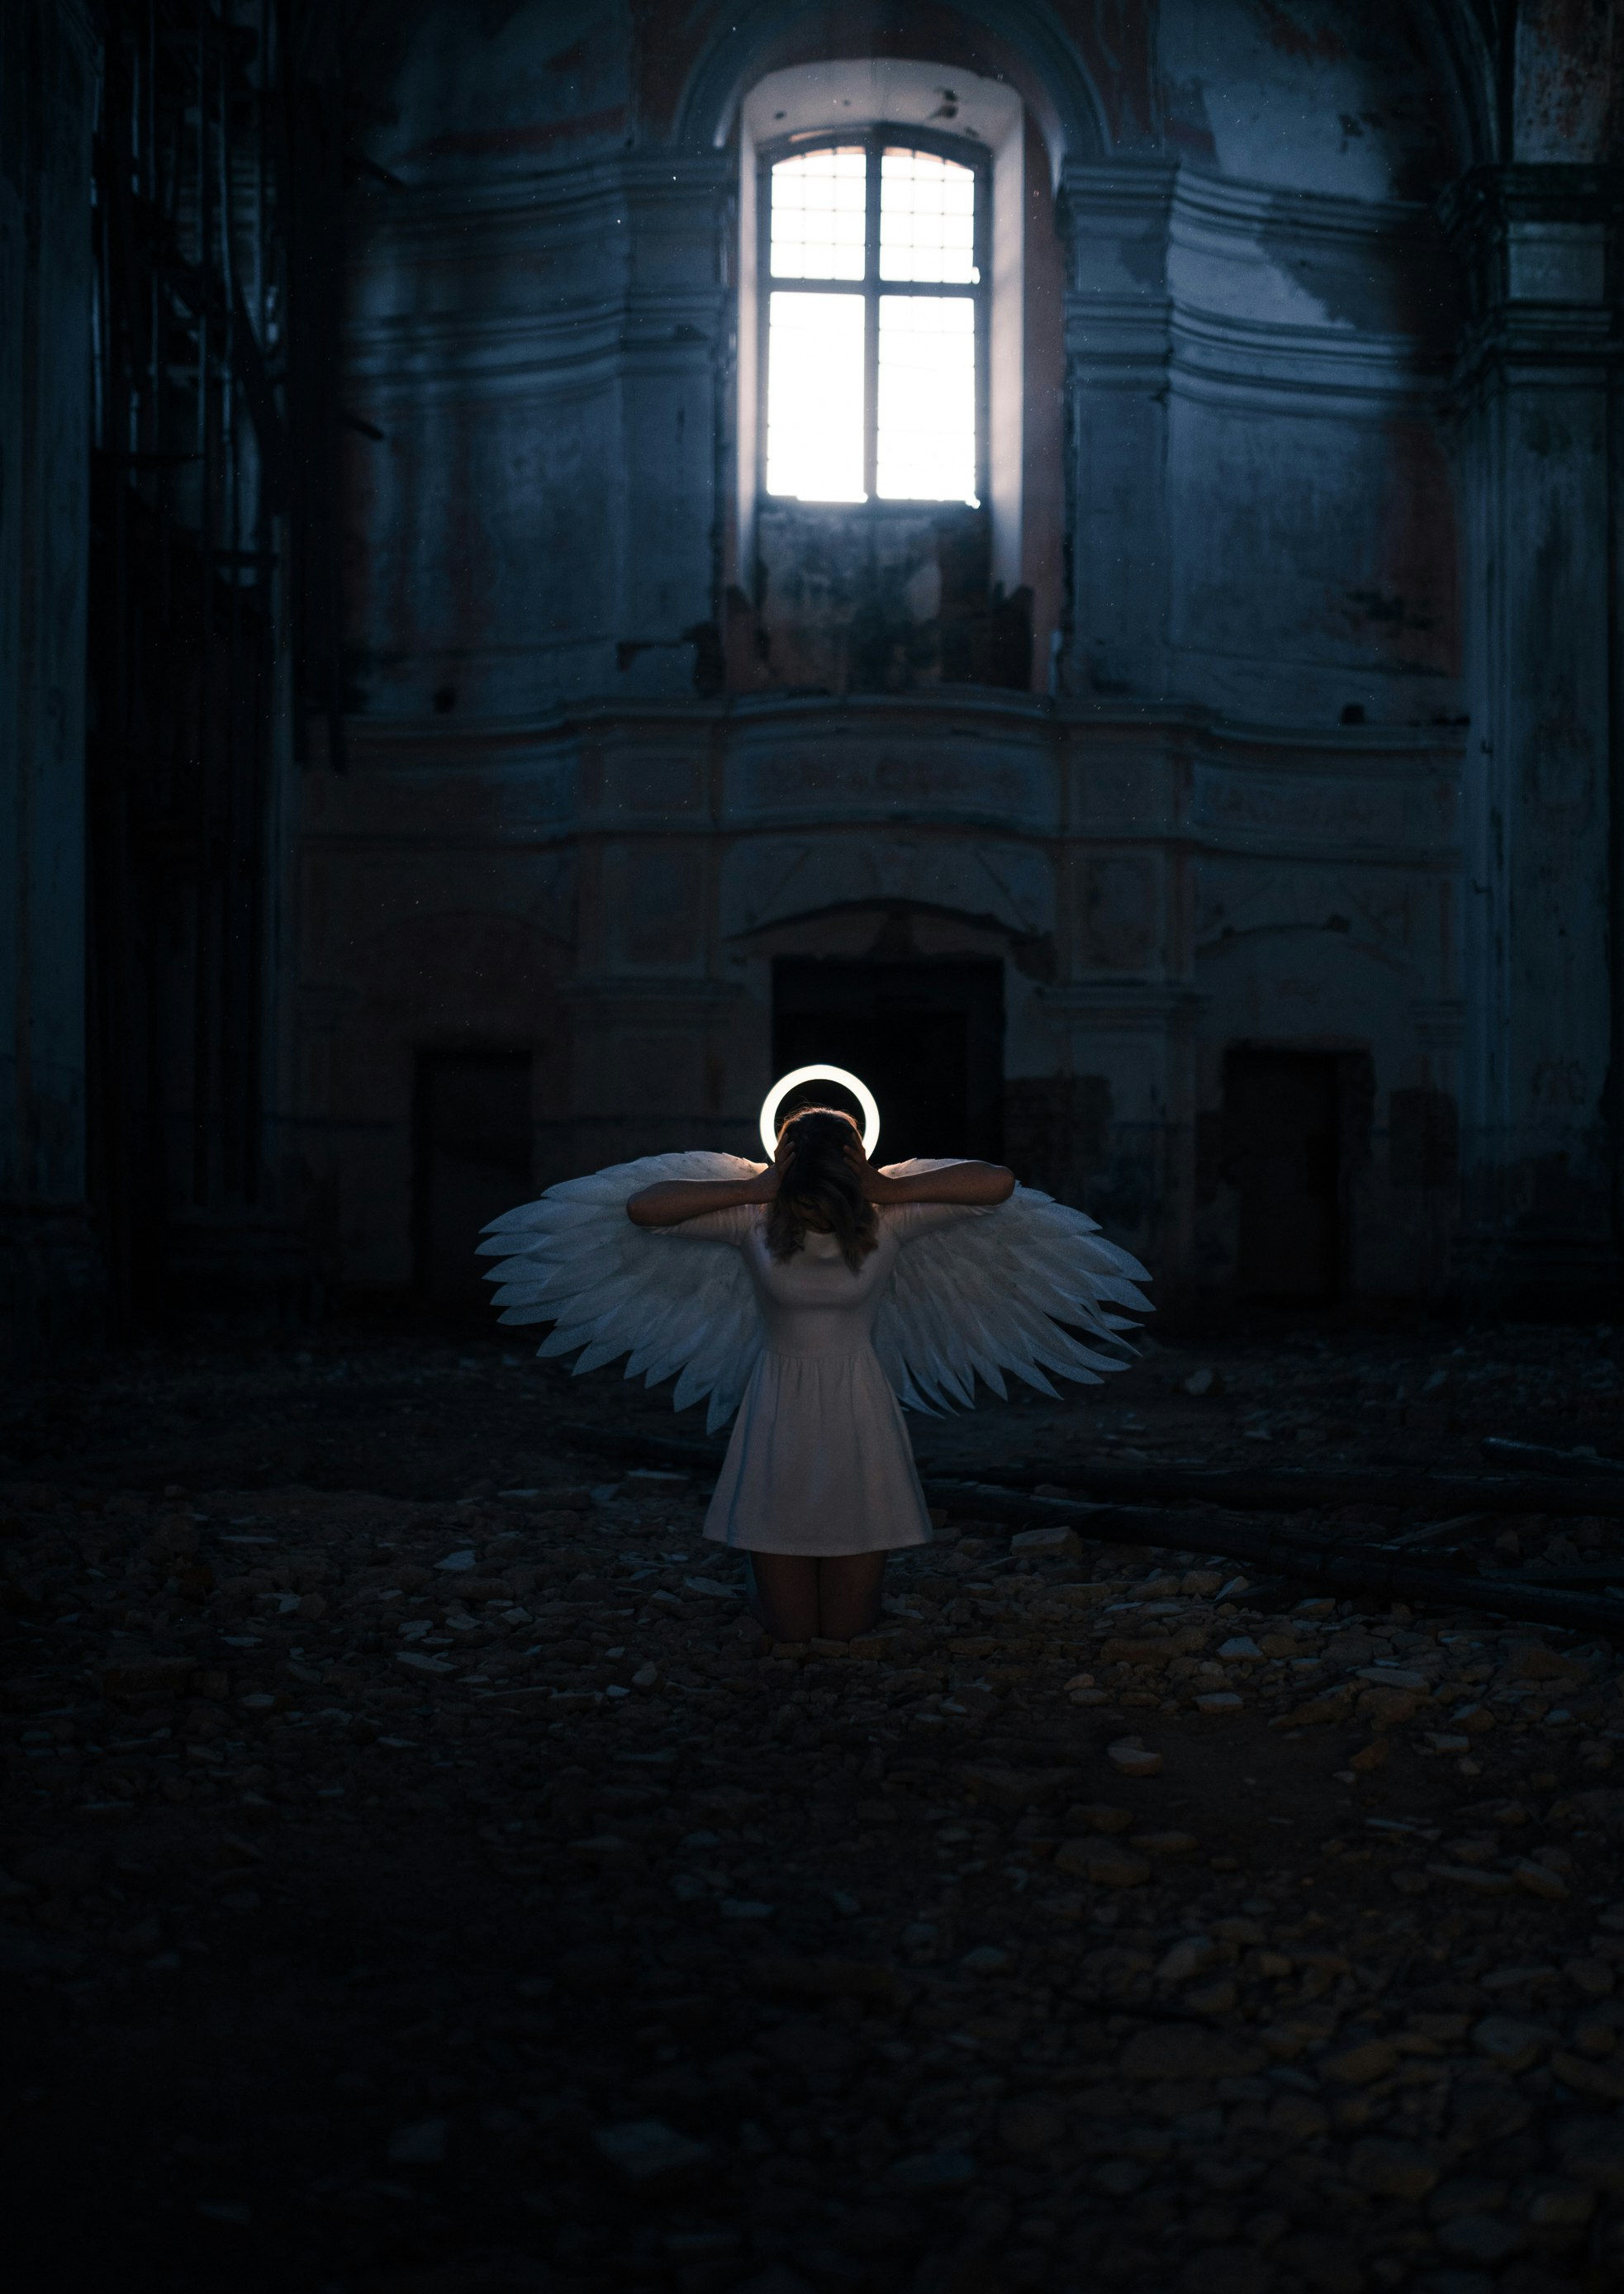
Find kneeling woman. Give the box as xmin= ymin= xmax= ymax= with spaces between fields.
xmin=627 ymin=1108 xmax=1013 ymax=1644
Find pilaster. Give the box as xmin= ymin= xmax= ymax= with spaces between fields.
xmin=1438 ymin=164 xmax=1624 ymax=1297
xmin=1057 ymin=162 xmax=1177 ymax=701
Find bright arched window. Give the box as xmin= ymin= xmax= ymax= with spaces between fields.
xmin=759 ymin=134 xmax=986 ymax=506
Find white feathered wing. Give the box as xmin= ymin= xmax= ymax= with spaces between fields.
xmin=871 ymin=1159 xmax=1152 ymax=1413
xmin=477 ymin=1151 xmax=1152 ymax=1432
xmin=476 ymin=1152 xmax=763 ymax=1435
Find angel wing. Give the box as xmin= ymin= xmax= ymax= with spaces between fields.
xmin=871 ymin=1158 xmax=1152 ymax=1413
xmin=476 ymin=1152 xmax=764 ymax=1435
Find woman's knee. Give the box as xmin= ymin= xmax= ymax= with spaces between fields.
xmin=751 ymin=1554 xmax=820 ymax=1641
xmin=816 ymin=1554 xmax=885 ymax=1640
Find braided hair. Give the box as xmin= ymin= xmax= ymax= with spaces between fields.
xmin=765 ymin=1107 xmax=879 ymax=1272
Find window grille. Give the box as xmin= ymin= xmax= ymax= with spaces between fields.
xmin=760 ymin=132 xmax=987 ymax=506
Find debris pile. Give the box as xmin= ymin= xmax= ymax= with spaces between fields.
xmin=5 ymin=1318 xmax=1624 ymax=2289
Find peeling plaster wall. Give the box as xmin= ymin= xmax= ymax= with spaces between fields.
xmin=1160 ymin=0 xmax=1459 ymax=200
xmin=1512 ymin=0 xmax=1624 ymax=164
xmin=1443 ymin=159 xmax=1624 ymax=1294
xmin=302 ymin=0 xmax=1621 ymax=1309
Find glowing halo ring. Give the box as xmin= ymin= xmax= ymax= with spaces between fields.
xmin=759 ymin=1065 xmax=880 ymax=1161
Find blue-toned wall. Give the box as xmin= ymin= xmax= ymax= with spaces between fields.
xmin=0 ymin=0 xmax=102 ymax=1343
xmin=3 ymin=0 xmax=1603 ymax=1320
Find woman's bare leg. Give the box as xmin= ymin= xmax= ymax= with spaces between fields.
xmin=816 ymin=1553 xmax=886 ymax=1641
xmin=748 ymin=1553 xmax=820 ymax=1642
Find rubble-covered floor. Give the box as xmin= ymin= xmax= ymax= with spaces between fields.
xmin=7 ymin=1313 xmax=1624 ymax=2294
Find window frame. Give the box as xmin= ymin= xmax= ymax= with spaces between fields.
xmin=755 ymin=124 xmax=991 ymax=511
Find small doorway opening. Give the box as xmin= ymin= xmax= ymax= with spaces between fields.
xmin=1223 ymin=1048 xmax=1342 ymax=1303
xmin=772 ymin=958 xmax=1003 ymax=1164
xmin=414 ymin=1050 xmax=532 ymax=1312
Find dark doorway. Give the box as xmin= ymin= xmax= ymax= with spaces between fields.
xmin=1223 ymin=1049 xmax=1342 ymax=1302
xmin=772 ymin=959 xmax=1004 ymax=1164
xmin=415 ymin=1052 xmax=533 ymax=1311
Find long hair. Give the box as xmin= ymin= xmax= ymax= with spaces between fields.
xmin=765 ymin=1107 xmax=878 ymax=1272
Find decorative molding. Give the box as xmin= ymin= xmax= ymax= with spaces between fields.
xmin=562 ymin=975 xmax=743 ymax=1008
xmin=1060 ymin=161 xmax=1457 ymax=414
xmin=1170 ymin=169 xmax=1436 ymax=249
xmin=1166 ymin=307 xmax=1443 ymax=416
xmin=720 ymin=832 xmax=1054 ymax=940
xmin=344 ymin=291 xmax=729 ymax=396
xmin=1039 ymin=981 xmax=1204 ymax=1029
xmin=1412 ymin=998 xmax=1466 ymax=1050
xmin=1060 ymin=159 xmax=1180 ymax=220
xmin=672 ymin=0 xmax=1109 ymax=178
xmin=1438 ymin=164 xmax=1624 ymax=387
xmin=353 ymin=148 xmax=734 ymax=234
xmin=341 ymin=692 xmax=1465 ymax=766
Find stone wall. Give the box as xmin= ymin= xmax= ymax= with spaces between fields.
xmin=297 ymin=693 xmax=1462 ymax=1307
xmin=307 ymin=0 xmax=1541 ymax=1312
xmin=8 ymin=0 xmax=1621 ymax=1337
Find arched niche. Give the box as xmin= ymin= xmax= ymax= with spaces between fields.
xmin=674 ymin=0 xmax=1107 ymax=184
xmin=733 ymin=58 xmax=1035 ymax=623
xmin=719 ymin=832 xmax=1054 ymax=946
xmin=716 ymin=40 xmax=1072 ymax=694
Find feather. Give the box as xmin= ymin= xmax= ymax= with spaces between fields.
xmin=479 ymin=1152 xmax=763 ymax=1427
xmin=871 ymin=1159 xmax=1151 ymax=1413
xmin=478 ymin=1149 xmax=1152 ymax=1431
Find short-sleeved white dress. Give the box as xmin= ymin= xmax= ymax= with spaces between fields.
xmin=671 ymin=1200 xmax=970 ymax=1555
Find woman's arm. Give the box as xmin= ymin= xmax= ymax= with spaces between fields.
xmin=845 ymin=1147 xmax=1014 ymax=1207
xmin=626 ymin=1166 xmax=779 ymax=1228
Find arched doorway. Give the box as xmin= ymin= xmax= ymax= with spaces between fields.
xmin=772 ymin=955 xmax=1004 ymax=1162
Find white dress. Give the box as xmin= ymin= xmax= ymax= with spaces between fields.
xmin=672 ymin=1202 xmax=966 ymax=1556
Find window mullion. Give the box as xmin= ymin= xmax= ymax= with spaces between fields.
xmin=760 ymin=131 xmax=984 ymax=506
xmin=863 ymin=137 xmax=881 ymax=503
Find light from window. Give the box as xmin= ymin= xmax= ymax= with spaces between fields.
xmin=765 ymin=292 xmax=866 ymax=501
xmin=876 ymin=297 xmax=976 ymax=501
xmin=764 ymin=140 xmax=980 ymax=505
xmin=879 ymin=148 xmax=976 ymax=283
xmin=770 ymin=145 xmax=867 ymax=280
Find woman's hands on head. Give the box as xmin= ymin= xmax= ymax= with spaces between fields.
xmin=624 ymin=1160 xmax=779 ymax=1225
xmin=843 ymin=1133 xmax=905 ymax=1202
xmin=841 ymin=1143 xmax=1018 ymax=1208
xmin=772 ymin=1107 xmax=869 ymax=1190
xmin=770 ymin=1108 xmax=880 ymax=1266
xmin=743 ymin=1156 xmax=782 ymax=1202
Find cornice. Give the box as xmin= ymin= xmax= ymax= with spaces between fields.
xmin=344 ymin=289 xmax=729 ymax=391
xmin=1058 ymin=159 xmax=1180 ymax=219
xmin=1166 ymin=306 xmax=1444 ymax=413
xmin=1061 ymin=162 xmax=1437 ymax=249
xmin=1438 ymin=163 xmax=1624 ymax=241
xmin=353 ymin=148 xmax=735 ymax=235
xmin=1171 ymin=169 xmax=1436 ymax=251
xmin=1039 ymin=980 xmax=1204 ymax=1024
xmin=1438 ymin=163 xmax=1624 ymax=384
xmin=341 ymin=697 xmax=1465 ymax=798
xmin=1446 ymin=312 xmax=1623 ymax=396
